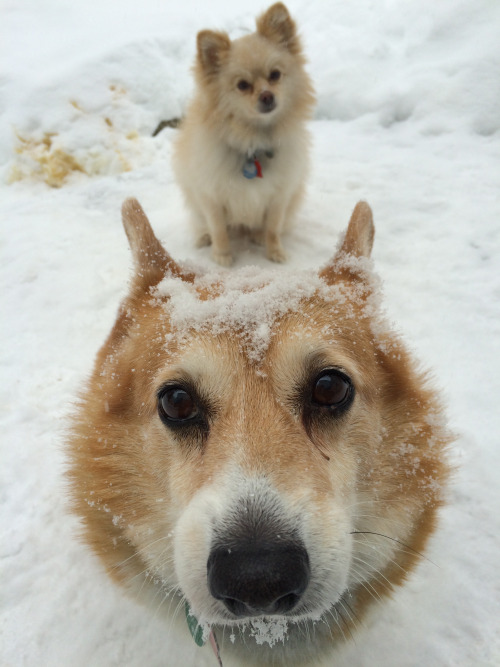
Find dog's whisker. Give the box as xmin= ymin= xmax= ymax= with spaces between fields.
xmin=342 ymin=596 xmax=363 ymax=630
xmin=352 ymin=543 xmax=412 ymax=577
xmin=110 ymin=535 xmax=172 ymax=573
xmin=351 ymin=530 xmax=439 ymax=567
xmin=336 ymin=597 xmax=358 ymax=633
xmin=326 ymin=607 xmax=349 ymax=644
xmin=126 ymin=554 xmax=175 ymax=588
xmin=350 ymin=554 xmax=396 ymax=591
xmin=346 ymin=567 xmax=386 ymax=604
xmin=337 ymin=606 xmax=356 ymax=643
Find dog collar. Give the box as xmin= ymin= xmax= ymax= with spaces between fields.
xmin=243 ymin=150 xmax=274 ymax=179
xmin=185 ymin=602 xmax=223 ymax=666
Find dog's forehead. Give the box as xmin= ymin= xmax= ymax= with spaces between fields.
xmin=229 ymin=32 xmax=289 ymax=75
xmin=150 ymin=266 xmax=319 ymax=361
xmin=147 ymin=265 xmax=377 ymax=368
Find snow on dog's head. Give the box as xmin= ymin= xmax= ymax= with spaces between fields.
xmin=67 ymin=198 xmax=451 ymax=666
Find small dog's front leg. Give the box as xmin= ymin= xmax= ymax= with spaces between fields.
xmin=264 ymin=203 xmax=287 ymax=263
xmin=204 ymin=201 xmax=233 ymax=266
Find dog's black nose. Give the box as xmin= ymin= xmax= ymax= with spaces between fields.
xmin=207 ymin=540 xmax=310 ymax=617
xmin=258 ymin=91 xmax=276 ymax=113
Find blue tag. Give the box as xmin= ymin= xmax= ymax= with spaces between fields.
xmin=243 ymin=159 xmax=258 ymax=179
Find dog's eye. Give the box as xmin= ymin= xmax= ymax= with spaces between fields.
xmin=269 ymin=69 xmax=281 ymax=82
xmin=158 ymin=386 xmax=199 ymax=423
xmin=237 ymin=80 xmax=251 ymax=91
xmin=311 ymin=370 xmax=353 ymax=409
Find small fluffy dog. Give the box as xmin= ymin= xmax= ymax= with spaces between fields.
xmin=68 ymin=198 xmax=451 ymax=666
xmin=173 ymin=3 xmax=315 ymax=266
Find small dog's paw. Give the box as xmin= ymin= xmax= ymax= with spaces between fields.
xmin=195 ymin=233 xmax=212 ymax=248
xmin=212 ymin=250 xmax=234 ymax=267
xmin=266 ymin=245 xmax=287 ymax=263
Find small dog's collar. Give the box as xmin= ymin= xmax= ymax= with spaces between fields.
xmin=243 ymin=150 xmax=274 ymax=179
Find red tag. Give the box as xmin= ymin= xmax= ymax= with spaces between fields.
xmin=254 ymin=158 xmax=263 ymax=178
xmin=209 ymin=630 xmax=223 ymax=666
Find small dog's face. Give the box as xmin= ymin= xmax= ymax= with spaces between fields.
xmin=214 ymin=35 xmax=291 ymax=122
xmin=196 ymin=3 xmax=314 ymax=127
xmin=68 ymin=199 xmax=450 ymax=661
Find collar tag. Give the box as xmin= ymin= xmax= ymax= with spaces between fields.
xmin=185 ymin=602 xmax=205 ymax=647
xmin=243 ymin=156 xmax=263 ymax=179
xmin=185 ymin=602 xmax=223 ymax=665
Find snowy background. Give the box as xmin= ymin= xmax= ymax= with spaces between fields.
xmin=1 ymin=0 xmax=499 ymax=665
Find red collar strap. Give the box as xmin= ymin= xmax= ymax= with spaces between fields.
xmin=243 ymin=150 xmax=274 ymax=179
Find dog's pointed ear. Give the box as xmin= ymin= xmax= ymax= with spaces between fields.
xmin=197 ymin=30 xmax=231 ymax=75
xmin=319 ymin=202 xmax=375 ymax=285
xmin=256 ymin=3 xmax=300 ymax=54
xmin=121 ymin=198 xmax=194 ymax=288
xmin=337 ymin=201 xmax=375 ymax=259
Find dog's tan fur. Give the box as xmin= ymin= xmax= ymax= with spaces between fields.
xmin=67 ymin=199 xmax=450 ymax=666
xmin=173 ymin=3 xmax=315 ymax=266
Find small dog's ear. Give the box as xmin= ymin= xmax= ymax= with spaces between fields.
xmin=320 ymin=202 xmax=375 ymax=284
xmin=197 ymin=30 xmax=231 ymax=74
xmin=256 ymin=3 xmax=300 ymax=54
xmin=121 ymin=198 xmax=194 ymax=287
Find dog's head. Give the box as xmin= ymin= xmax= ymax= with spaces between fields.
xmin=194 ymin=3 xmax=315 ymax=127
xmin=68 ymin=199 xmax=450 ymax=659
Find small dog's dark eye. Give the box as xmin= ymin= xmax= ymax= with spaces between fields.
xmin=311 ymin=370 xmax=353 ymax=409
xmin=237 ymin=80 xmax=251 ymax=91
xmin=158 ymin=386 xmax=199 ymax=423
xmin=269 ymin=69 xmax=281 ymax=82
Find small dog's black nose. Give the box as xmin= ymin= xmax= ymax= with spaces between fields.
xmin=258 ymin=91 xmax=276 ymax=113
xmin=207 ymin=540 xmax=310 ymax=617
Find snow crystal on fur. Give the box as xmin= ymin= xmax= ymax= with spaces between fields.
xmin=154 ymin=266 xmax=327 ymax=362
xmin=153 ymin=256 xmax=390 ymax=363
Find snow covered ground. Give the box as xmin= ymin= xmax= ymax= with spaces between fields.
xmin=1 ymin=0 xmax=499 ymax=665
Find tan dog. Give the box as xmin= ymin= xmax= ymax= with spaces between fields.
xmin=173 ymin=3 xmax=315 ymax=266
xmin=68 ymin=199 xmax=451 ymax=666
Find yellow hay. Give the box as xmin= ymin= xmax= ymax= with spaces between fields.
xmin=10 ymin=132 xmax=85 ymax=188
xmin=9 ymin=88 xmax=137 ymax=187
